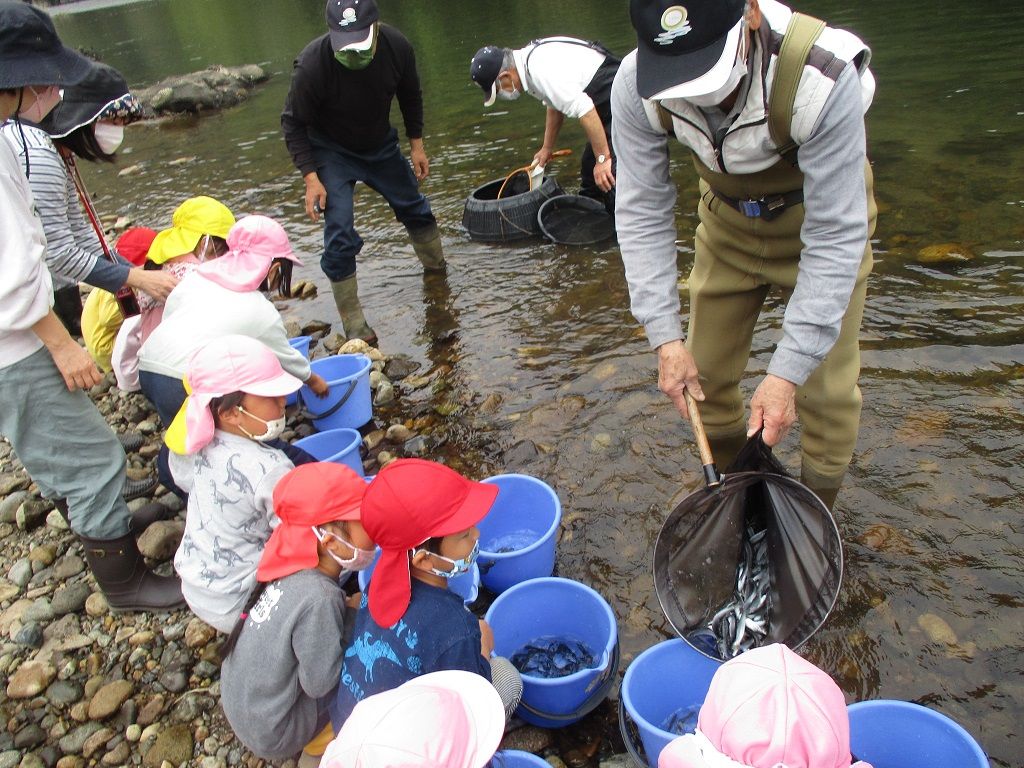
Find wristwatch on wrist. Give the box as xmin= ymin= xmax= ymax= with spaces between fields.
xmin=597 ymin=153 xmax=609 ymax=165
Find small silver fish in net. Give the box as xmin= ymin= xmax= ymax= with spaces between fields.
xmin=707 ymin=525 xmax=771 ymax=659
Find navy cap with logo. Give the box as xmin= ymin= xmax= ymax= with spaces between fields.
xmin=0 ymin=1 xmax=92 ymax=90
xmin=325 ymin=0 xmax=379 ymax=52
xmin=629 ymin=0 xmax=746 ymax=100
xmin=470 ymin=46 xmax=505 ymax=107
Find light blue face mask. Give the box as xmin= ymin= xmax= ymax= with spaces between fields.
xmin=416 ymin=539 xmax=479 ymax=578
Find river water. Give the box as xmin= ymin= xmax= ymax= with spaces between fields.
xmin=52 ymin=0 xmax=1024 ymax=764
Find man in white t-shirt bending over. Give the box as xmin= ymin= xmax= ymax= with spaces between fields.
xmin=471 ymin=37 xmax=620 ymax=208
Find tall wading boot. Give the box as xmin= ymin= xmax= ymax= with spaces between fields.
xmin=407 ymin=223 xmax=447 ymax=272
xmin=800 ymin=467 xmax=844 ymax=512
xmin=707 ymin=430 xmax=750 ymax=475
xmin=330 ymin=274 xmax=378 ymax=345
xmin=80 ymin=532 xmax=186 ymax=612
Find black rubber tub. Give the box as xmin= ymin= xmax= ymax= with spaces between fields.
xmin=462 ymin=175 xmax=565 ymax=243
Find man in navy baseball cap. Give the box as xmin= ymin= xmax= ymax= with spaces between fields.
xmin=629 ymin=0 xmax=746 ymax=99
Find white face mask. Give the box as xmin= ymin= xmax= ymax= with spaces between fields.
xmin=312 ymin=526 xmax=375 ymax=571
xmin=687 ymin=29 xmax=750 ymax=108
xmin=496 ymin=86 xmax=521 ymax=101
xmin=18 ymin=85 xmax=62 ymax=123
xmin=93 ymin=122 xmax=124 ymax=154
xmin=236 ymin=406 xmax=286 ymax=442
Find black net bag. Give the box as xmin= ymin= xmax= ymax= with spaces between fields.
xmin=537 ymin=194 xmax=615 ymax=245
xmin=653 ymin=421 xmax=843 ymax=660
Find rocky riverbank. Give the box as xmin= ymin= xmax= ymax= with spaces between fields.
xmin=0 ymin=325 xmax=634 ymax=768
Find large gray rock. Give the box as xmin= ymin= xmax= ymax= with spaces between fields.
xmin=136 ymin=65 xmax=270 ymax=115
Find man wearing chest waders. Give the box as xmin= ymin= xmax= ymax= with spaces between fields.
xmin=612 ymin=0 xmax=877 ymax=510
xmin=470 ymin=37 xmax=621 ymax=210
xmin=282 ymin=0 xmax=445 ymax=346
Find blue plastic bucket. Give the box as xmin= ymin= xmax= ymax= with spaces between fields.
xmin=477 ymin=475 xmax=561 ymax=593
xmin=485 ymin=577 xmax=618 ymax=728
xmin=299 ymin=354 xmax=372 ymax=431
xmin=619 ymin=639 xmax=723 ymax=767
xmin=292 ymin=428 xmax=364 ymax=477
xmin=492 ymin=751 xmax=550 ymax=768
xmin=847 ymin=700 xmax=988 ymax=768
xmin=285 ymin=336 xmax=312 ymax=407
xmin=358 ymin=547 xmax=479 ymax=606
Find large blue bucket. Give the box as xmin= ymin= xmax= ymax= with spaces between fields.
xmin=477 ymin=475 xmax=561 ymax=593
xmin=492 ymin=751 xmax=550 ymax=768
xmin=847 ymin=700 xmax=988 ymax=768
xmin=292 ymin=428 xmax=364 ymax=477
xmin=299 ymin=354 xmax=372 ymax=431
xmin=358 ymin=547 xmax=479 ymax=606
xmin=485 ymin=577 xmax=618 ymax=728
xmin=285 ymin=336 xmax=312 ymax=407
xmin=619 ymin=639 xmax=723 ymax=767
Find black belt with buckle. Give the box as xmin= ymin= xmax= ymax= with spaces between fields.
xmin=710 ymin=188 xmax=804 ymax=221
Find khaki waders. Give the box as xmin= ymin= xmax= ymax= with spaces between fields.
xmin=687 ymin=157 xmax=877 ymax=503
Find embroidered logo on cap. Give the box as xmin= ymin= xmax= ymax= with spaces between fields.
xmin=339 ymin=5 xmax=357 ymax=26
xmin=656 ymin=5 xmax=691 ymax=45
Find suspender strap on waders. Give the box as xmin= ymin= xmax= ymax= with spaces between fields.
xmin=769 ymin=12 xmax=826 ymax=166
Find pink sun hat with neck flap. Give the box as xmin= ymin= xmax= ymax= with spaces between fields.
xmin=182 ymin=334 xmax=303 ymax=454
xmin=197 ymin=214 xmax=302 ymax=293
xmin=658 ymin=644 xmax=872 ymax=768
xmin=321 ymin=670 xmax=505 ymax=768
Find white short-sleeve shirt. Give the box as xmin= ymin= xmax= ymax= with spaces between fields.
xmin=512 ymin=37 xmax=607 ymax=119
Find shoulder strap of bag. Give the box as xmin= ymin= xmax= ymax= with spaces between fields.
xmin=768 ymin=12 xmax=826 ymax=166
xmin=655 ymin=103 xmax=674 ymax=135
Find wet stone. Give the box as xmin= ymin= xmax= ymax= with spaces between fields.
xmin=0 ymin=581 xmax=19 ymax=603
xmin=51 ymin=555 xmax=85 ymax=582
xmin=7 ymin=660 xmax=56 ymax=699
xmin=0 ymin=753 xmax=13 ymax=768
xmin=51 ymin=584 xmax=91 ymax=616
xmin=8 ymin=559 xmax=32 ymax=589
xmin=158 ymin=670 xmax=188 ymax=694
xmin=46 ymin=680 xmax=83 ymax=708
xmin=88 ymin=680 xmax=134 ymax=721
xmin=142 ymin=723 xmax=193 ymax=768
xmin=184 ymin=618 xmax=216 ymax=649
xmin=383 ymin=355 xmax=419 ymax=380
xmin=16 ymin=500 xmax=49 ymax=532
xmin=82 ymin=727 xmax=114 ymax=759
xmin=403 ymin=436 xmax=430 ymax=457
xmin=0 ymin=473 xmax=30 ymax=497
xmin=0 ymin=491 xmax=29 ymax=523
xmin=84 ymin=593 xmax=107 ymax=618
xmin=13 ymin=724 xmax=46 ymax=750
xmin=57 ymin=722 xmax=103 ymax=755
xmin=510 ymin=637 xmax=597 ymax=679
xmin=23 ymin=599 xmax=54 ymax=624
xmin=14 ymin=622 xmax=44 ymax=648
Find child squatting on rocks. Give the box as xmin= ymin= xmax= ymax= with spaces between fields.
xmin=321 ymin=670 xmax=506 ymax=768
xmin=331 ymin=459 xmax=523 ymax=728
xmin=220 ymin=462 xmax=376 ymax=762
xmin=658 ymin=643 xmax=872 ymax=768
xmin=171 ymin=333 xmax=306 ymax=632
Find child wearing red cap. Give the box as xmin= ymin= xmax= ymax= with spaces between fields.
xmin=330 ymin=459 xmax=523 ymax=730
xmin=82 ymin=226 xmax=157 ymax=373
xmin=220 ymin=462 xmax=375 ymax=762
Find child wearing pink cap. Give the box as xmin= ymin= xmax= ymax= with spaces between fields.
xmin=322 ymin=670 xmax=506 ymax=768
xmin=220 ymin=462 xmax=376 ymax=762
xmin=137 ymin=213 xmax=327 ymax=429
xmin=331 ymin=459 xmax=523 ymax=730
xmin=658 ymin=643 xmax=871 ymax=768
xmin=172 ymin=334 xmax=309 ymax=633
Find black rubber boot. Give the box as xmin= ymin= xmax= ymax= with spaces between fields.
xmin=53 ymin=499 xmax=172 ymax=536
xmin=116 ymin=431 xmax=144 ymax=453
xmin=80 ymin=532 xmax=186 ymax=612
xmin=123 ymin=475 xmax=157 ymax=502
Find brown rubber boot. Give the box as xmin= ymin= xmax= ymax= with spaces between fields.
xmin=330 ymin=274 xmax=377 ymax=345
xmin=407 ymin=223 xmax=446 ymax=272
xmin=80 ymin=532 xmax=186 ymax=612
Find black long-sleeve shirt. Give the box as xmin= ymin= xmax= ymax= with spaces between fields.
xmin=281 ymin=25 xmax=424 ymax=175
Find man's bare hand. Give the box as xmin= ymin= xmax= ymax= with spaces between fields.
xmin=747 ymin=374 xmax=798 ymax=446
xmin=126 ymin=268 xmax=177 ymax=303
xmin=410 ymin=143 xmax=429 ymax=181
xmin=593 ymin=160 xmax=615 ymax=193
xmin=304 ymin=173 xmax=327 ymax=223
xmin=304 ymin=372 xmax=330 ymax=398
xmin=657 ymin=339 xmax=704 ymax=419
xmin=51 ymin=338 xmax=102 ymax=391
